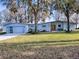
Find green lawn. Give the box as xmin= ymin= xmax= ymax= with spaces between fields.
xmin=0 ymin=32 xmax=79 ymax=46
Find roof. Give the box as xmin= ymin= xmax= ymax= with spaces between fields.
xmin=28 ymin=20 xmax=76 ymax=25
xmin=3 ymin=20 xmax=76 ymax=26
xmin=3 ymin=23 xmax=26 ymax=26
xmin=52 ymin=20 xmax=76 ymax=24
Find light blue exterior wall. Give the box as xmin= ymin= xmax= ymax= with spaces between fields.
xmin=63 ymin=23 xmax=76 ymax=31
xmin=37 ymin=23 xmax=51 ymax=32
xmin=28 ymin=23 xmax=51 ymax=32
xmin=3 ymin=23 xmax=28 ymax=33
xmin=28 ymin=22 xmax=76 ymax=32
xmin=3 ymin=22 xmax=76 ymax=33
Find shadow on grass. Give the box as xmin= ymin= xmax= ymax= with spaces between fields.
xmin=0 ymin=39 xmax=79 ymax=49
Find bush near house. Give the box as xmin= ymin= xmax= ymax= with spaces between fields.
xmin=57 ymin=29 xmax=64 ymax=31
xmin=40 ymin=30 xmax=48 ymax=32
xmin=28 ymin=29 xmax=37 ymax=34
xmin=0 ymin=32 xmax=6 ymax=35
xmin=28 ymin=29 xmax=33 ymax=33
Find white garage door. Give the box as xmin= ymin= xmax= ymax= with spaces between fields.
xmin=13 ymin=26 xmax=25 ymax=33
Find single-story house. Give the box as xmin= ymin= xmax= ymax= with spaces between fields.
xmin=28 ymin=21 xmax=76 ymax=32
xmin=2 ymin=21 xmax=76 ymax=34
xmin=3 ymin=23 xmax=28 ymax=34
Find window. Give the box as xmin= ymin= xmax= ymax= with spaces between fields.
xmin=31 ymin=25 xmax=34 ymax=27
xmin=58 ymin=24 xmax=61 ymax=27
xmin=9 ymin=26 xmax=13 ymax=33
xmin=42 ymin=24 xmax=46 ymax=27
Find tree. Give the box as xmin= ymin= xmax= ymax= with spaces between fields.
xmin=0 ymin=0 xmax=18 ymax=23
xmin=0 ymin=0 xmax=12 ymax=8
xmin=21 ymin=0 xmax=51 ymax=33
xmin=51 ymin=0 xmax=79 ymax=32
xmin=9 ymin=1 xmax=18 ymax=22
xmin=73 ymin=1 xmax=79 ymax=28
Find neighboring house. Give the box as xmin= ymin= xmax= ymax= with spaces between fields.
xmin=28 ymin=21 xmax=76 ymax=32
xmin=1 ymin=20 xmax=76 ymax=34
xmin=3 ymin=23 xmax=28 ymax=34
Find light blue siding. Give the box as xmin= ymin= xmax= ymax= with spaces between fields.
xmin=3 ymin=23 xmax=28 ymax=34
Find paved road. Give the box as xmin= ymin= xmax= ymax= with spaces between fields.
xmin=0 ymin=34 xmax=20 ymax=40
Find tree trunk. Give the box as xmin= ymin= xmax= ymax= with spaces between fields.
xmin=65 ymin=3 xmax=70 ymax=32
xmin=66 ymin=11 xmax=70 ymax=32
xmin=34 ymin=14 xmax=37 ymax=33
xmin=34 ymin=0 xmax=39 ymax=33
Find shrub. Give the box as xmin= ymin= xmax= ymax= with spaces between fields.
xmin=41 ymin=30 xmax=47 ymax=32
xmin=65 ymin=30 xmax=72 ymax=33
xmin=76 ymin=28 xmax=79 ymax=29
xmin=0 ymin=32 xmax=6 ymax=35
xmin=28 ymin=29 xmax=38 ymax=34
xmin=57 ymin=29 xmax=63 ymax=31
xmin=28 ymin=29 xmax=33 ymax=33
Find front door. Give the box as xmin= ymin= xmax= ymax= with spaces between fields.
xmin=51 ymin=25 xmax=56 ymax=31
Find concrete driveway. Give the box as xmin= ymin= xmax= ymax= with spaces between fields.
xmin=0 ymin=34 xmax=20 ymax=40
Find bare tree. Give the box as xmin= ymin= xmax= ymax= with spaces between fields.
xmin=21 ymin=0 xmax=51 ymax=33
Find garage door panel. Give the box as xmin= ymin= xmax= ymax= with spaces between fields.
xmin=13 ymin=26 xmax=24 ymax=33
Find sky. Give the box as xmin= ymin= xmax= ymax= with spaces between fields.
xmin=0 ymin=4 xmax=6 ymax=12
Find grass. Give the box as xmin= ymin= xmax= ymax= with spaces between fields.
xmin=0 ymin=32 xmax=79 ymax=45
